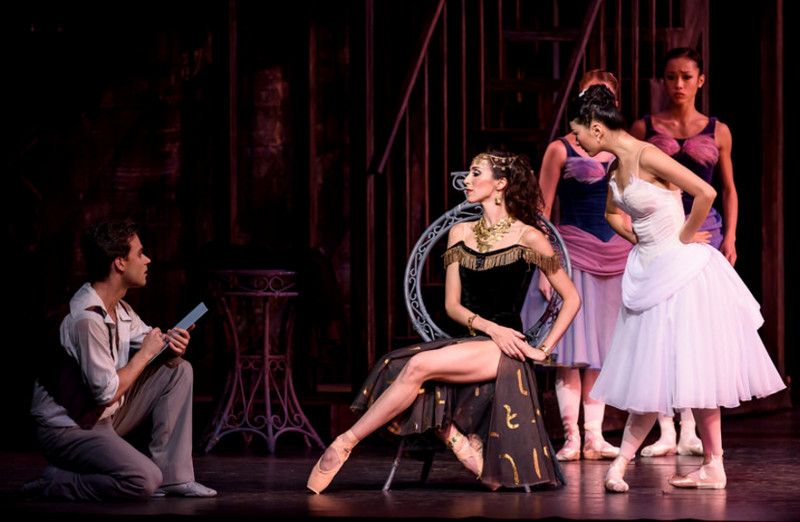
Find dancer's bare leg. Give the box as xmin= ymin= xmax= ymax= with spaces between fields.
xmin=310 ymin=340 xmax=502 ymax=491
xmin=582 ymin=369 xmax=619 ymax=459
xmin=350 ymin=340 xmax=501 ymax=440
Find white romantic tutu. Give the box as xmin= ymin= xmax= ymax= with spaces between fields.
xmin=590 ymin=242 xmax=785 ymax=415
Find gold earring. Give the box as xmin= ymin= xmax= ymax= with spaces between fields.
xmin=495 ymin=195 xmax=502 ymax=205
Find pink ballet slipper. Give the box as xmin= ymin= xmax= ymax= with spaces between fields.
xmin=604 ymin=456 xmax=630 ymax=493
xmin=446 ymin=430 xmax=483 ymax=478
xmin=556 ymin=426 xmax=581 ymax=462
xmin=583 ymin=430 xmax=620 ymax=460
xmin=669 ymin=455 xmax=726 ymax=489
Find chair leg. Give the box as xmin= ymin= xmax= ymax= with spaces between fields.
xmin=419 ymin=450 xmax=435 ymax=483
xmin=383 ymin=437 xmax=407 ymax=491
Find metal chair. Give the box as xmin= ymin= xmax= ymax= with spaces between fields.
xmin=382 ymin=171 xmax=571 ymax=491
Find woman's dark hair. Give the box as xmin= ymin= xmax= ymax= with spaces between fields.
xmin=81 ymin=219 xmax=139 ymax=283
xmin=474 ymin=150 xmax=543 ymax=226
xmin=567 ymin=84 xmax=626 ymax=130
xmin=663 ymin=47 xmax=703 ymax=75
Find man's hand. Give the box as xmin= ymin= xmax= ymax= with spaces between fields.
xmin=164 ymin=326 xmax=192 ymax=357
xmin=140 ymin=328 xmax=167 ymax=360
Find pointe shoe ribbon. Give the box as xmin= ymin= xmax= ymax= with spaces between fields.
xmin=446 ymin=431 xmax=484 ymax=479
xmin=669 ymin=455 xmax=726 ymax=489
xmin=604 ymin=456 xmax=630 ymax=493
xmin=307 ymin=432 xmax=355 ymax=494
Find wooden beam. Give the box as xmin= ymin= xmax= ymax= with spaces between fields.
xmin=365 ymin=0 xmax=376 ymax=369
xmin=760 ymin=0 xmax=786 ymax=378
xmin=228 ymin=0 xmax=239 ymax=243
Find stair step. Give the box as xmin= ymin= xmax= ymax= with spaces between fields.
xmin=470 ymin=128 xmax=550 ymax=142
xmin=502 ymin=28 xmax=581 ymax=43
xmin=485 ymin=78 xmax=561 ymax=92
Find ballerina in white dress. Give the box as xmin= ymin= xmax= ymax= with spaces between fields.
xmin=568 ymin=84 xmax=785 ymax=492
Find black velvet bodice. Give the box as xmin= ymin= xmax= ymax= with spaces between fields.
xmin=443 ymin=241 xmax=560 ymax=333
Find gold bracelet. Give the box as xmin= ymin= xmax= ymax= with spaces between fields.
xmin=539 ymin=344 xmax=553 ymax=357
xmin=467 ymin=313 xmax=479 ymax=336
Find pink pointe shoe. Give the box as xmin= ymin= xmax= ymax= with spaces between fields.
xmin=446 ymin=431 xmax=484 ymax=478
xmin=676 ymin=432 xmax=704 ymax=456
xmin=640 ymin=437 xmax=677 ymax=457
xmin=668 ymin=454 xmax=726 ymax=489
xmin=556 ymin=424 xmax=581 ymax=462
xmin=307 ymin=431 xmax=357 ymax=494
xmin=582 ymin=430 xmax=620 ymax=460
xmin=604 ymin=456 xmax=630 ymax=493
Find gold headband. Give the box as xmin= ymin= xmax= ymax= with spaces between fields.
xmin=472 ymin=153 xmax=518 ymax=171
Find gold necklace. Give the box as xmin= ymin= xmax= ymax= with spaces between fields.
xmin=473 ymin=215 xmax=516 ymax=253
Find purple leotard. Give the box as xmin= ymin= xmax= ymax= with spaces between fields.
xmin=643 ymin=115 xmax=723 ymax=248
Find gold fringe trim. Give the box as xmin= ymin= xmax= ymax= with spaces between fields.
xmin=443 ymin=244 xmax=561 ymax=274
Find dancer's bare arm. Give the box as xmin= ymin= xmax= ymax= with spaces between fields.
xmin=520 ymin=226 xmax=581 ymax=356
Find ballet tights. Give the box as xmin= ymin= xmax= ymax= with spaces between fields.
xmin=555 ymin=368 xmax=607 ymax=434
xmin=619 ymin=408 xmax=722 ymax=462
xmin=655 ymin=408 xmax=699 ymax=442
xmin=692 ymin=407 xmax=723 ymax=462
xmin=619 ymin=413 xmax=658 ymax=460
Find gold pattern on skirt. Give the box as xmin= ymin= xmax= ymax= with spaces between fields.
xmin=516 ymin=369 xmax=529 ymax=396
xmin=533 ymin=448 xmax=541 ymax=478
xmin=362 ymin=382 xmax=375 ymax=396
xmin=503 ymin=404 xmax=519 ymax=429
xmin=499 ymin=454 xmax=520 ymax=485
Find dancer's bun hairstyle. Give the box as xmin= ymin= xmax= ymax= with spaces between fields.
xmin=568 ymin=84 xmax=626 ymax=130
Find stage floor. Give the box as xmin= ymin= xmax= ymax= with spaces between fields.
xmin=3 ymin=407 xmax=799 ymax=521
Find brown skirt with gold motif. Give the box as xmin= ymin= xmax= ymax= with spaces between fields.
xmin=350 ymin=336 xmax=565 ymax=490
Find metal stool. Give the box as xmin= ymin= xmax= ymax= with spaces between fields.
xmin=201 ymin=269 xmax=325 ymax=453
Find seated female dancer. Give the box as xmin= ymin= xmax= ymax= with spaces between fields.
xmin=307 ymin=151 xmax=581 ymax=493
